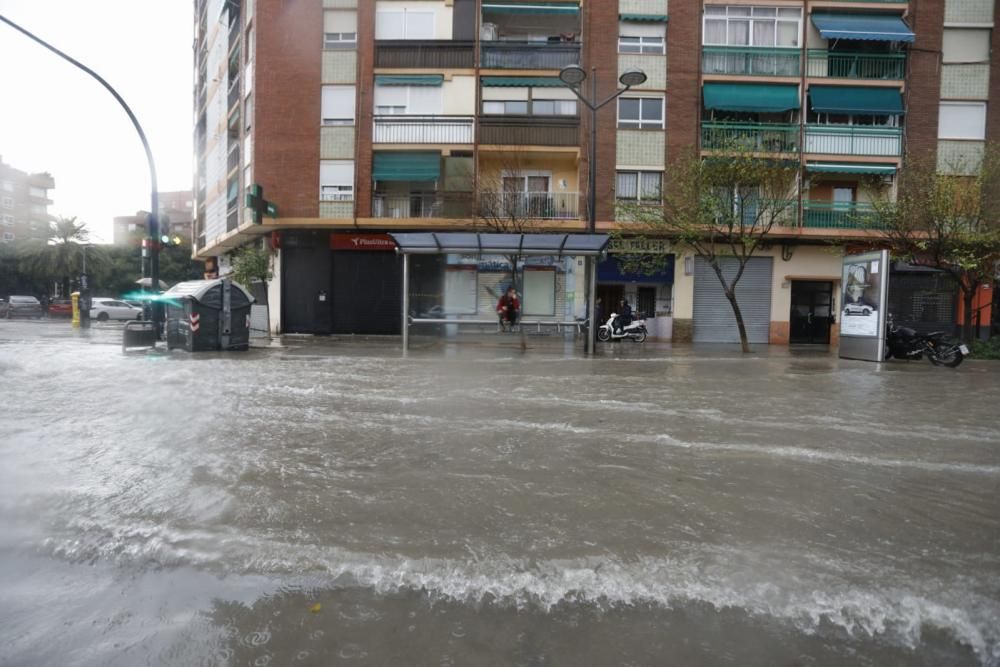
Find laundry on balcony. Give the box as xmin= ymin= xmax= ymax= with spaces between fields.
xmin=703 ymin=83 xmax=800 ymax=113
xmin=809 ymin=86 xmax=904 ymax=115
xmin=811 ymin=13 xmax=914 ymax=43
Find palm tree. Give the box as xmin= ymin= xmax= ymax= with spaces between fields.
xmin=19 ymin=216 xmax=107 ymax=296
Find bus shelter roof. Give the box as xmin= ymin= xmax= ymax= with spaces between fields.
xmin=387 ymin=232 xmax=610 ymax=257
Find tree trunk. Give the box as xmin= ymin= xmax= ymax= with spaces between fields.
xmin=725 ymin=289 xmax=752 ymax=353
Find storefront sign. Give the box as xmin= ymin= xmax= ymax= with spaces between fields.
xmin=609 ymin=238 xmax=671 ymax=255
xmin=839 ymin=249 xmax=889 ymax=362
xmin=330 ymin=233 xmax=397 ymax=251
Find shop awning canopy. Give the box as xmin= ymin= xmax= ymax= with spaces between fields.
xmin=481 ymin=76 xmax=566 ymax=87
xmin=372 ymin=152 xmax=441 ymax=182
xmin=375 ymin=74 xmax=444 ymax=86
xmin=807 ymin=162 xmax=897 ymax=175
xmin=809 ymin=85 xmax=904 ymax=115
xmin=619 ymin=13 xmax=667 ymax=22
xmin=387 ymin=232 xmax=610 ymax=256
xmin=481 ymin=2 xmax=579 ymax=15
xmin=703 ymin=83 xmax=800 ymax=113
xmin=811 ymin=13 xmax=915 ymax=43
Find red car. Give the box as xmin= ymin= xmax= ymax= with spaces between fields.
xmin=48 ymin=299 xmax=73 ymax=317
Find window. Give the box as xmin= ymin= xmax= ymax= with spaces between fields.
xmin=244 ymin=94 xmax=253 ymax=130
xmin=29 ymin=186 xmax=46 ymax=198
xmin=374 ymin=85 xmax=442 ymax=115
xmin=482 ymin=99 xmax=575 ymax=115
xmin=324 ymin=10 xmax=357 ymax=49
xmin=616 ymin=171 xmax=663 ymax=202
xmin=618 ymin=97 xmax=664 ymax=129
xmin=618 ymin=36 xmax=665 ymax=54
xmin=703 ymin=6 xmax=801 ymax=47
xmin=375 ymin=9 xmax=435 ymax=40
xmin=942 ymin=28 xmax=991 ymax=64
xmin=1 ymin=181 xmax=12 ymax=192
xmin=320 ymin=160 xmax=355 ymax=201
xmin=938 ymin=102 xmax=987 ymax=140
xmin=619 ymin=20 xmax=666 ymax=54
xmin=482 ymin=100 xmax=529 ymax=115
xmin=2 ymin=197 xmax=13 ymax=209
xmin=322 ymin=86 xmax=356 ymax=125
xmin=1 ymin=214 xmax=13 ymax=226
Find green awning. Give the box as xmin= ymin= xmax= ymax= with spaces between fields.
xmin=812 ymin=13 xmax=914 ymax=43
xmin=482 ymin=2 xmax=579 ymax=15
xmin=372 ymin=152 xmax=441 ymax=182
xmin=703 ymin=83 xmax=800 ymax=113
xmin=481 ymin=76 xmax=566 ymax=87
xmin=375 ymin=74 xmax=444 ymax=87
xmin=619 ymin=14 xmax=667 ymax=22
xmin=807 ymin=162 xmax=897 ymax=175
xmin=809 ymin=85 xmax=903 ymax=115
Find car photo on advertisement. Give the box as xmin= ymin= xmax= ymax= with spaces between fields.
xmin=843 ymin=302 xmax=874 ymax=317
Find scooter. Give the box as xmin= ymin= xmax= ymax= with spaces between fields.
xmin=597 ymin=313 xmax=647 ymax=343
xmin=884 ymin=314 xmax=968 ymax=368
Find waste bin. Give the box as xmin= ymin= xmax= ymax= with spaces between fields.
xmin=163 ymin=278 xmax=255 ymax=351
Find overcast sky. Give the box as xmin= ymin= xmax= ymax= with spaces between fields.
xmin=0 ymin=1 xmax=192 ymax=243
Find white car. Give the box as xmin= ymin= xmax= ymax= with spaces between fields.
xmin=843 ymin=302 xmax=874 ymax=317
xmin=90 ymin=298 xmax=143 ymax=322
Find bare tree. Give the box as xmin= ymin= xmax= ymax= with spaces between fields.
xmin=869 ymin=147 xmax=1000 ymax=343
xmin=617 ymin=148 xmax=799 ymax=353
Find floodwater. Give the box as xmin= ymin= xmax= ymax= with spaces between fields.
xmin=1 ymin=321 xmax=998 ymax=666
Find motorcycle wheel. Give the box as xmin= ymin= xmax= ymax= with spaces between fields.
xmin=928 ymin=346 xmax=964 ymax=368
xmin=597 ymin=328 xmax=611 ymax=342
xmin=631 ymin=330 xmax=647 ymax=343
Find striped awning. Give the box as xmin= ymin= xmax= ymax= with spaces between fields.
xmin=807 ymin=162 xmax=897 ymax=175
xmin=481 ymin=76 xmax=566 ymax=87
xmin=811 ymin=13 xmax=915 ymax=43
xmin=372 ymin=152 xmax=441 ymax=182
xmin=481 ymin=2 xmax=579 ymax=15
xmin=619 ymin=13 xmax=667 ymax=22
xmin=375 ymin=74 xmax=444 ymax=87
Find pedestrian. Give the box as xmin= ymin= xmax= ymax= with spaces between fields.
xmin=614 ymin=298 xmax=632 ymax=335
xmin=594 ymin=297 xmax=604 ymax=338
xmin=496 ymin=286 xmax=520 ymax=332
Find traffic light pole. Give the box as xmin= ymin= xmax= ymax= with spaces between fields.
xmin=1 ymin=14 xmax=162 ymax=333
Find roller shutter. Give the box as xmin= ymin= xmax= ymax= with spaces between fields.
xmin=693 ymin=256 xmax=773 ymax=343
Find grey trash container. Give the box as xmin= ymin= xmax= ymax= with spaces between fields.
xmin=163 ymin=278 xmax=255 ymax=351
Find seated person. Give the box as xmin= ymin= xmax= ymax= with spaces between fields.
xmin=496 ymin=287 xmax=520 ymax=330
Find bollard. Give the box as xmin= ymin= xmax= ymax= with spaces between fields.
xmin=71 ymin=291 xmax=80 ymax=328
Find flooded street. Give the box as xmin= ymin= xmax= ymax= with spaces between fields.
xmin=1 ymin=321 xmax=998 ymax=666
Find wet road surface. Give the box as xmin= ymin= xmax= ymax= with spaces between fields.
xmin=1 ymin=320 xmax=998 ymax=666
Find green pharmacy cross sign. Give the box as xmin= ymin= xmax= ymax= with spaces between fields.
xmin=245 ymin=184 xmax=278 ymax=224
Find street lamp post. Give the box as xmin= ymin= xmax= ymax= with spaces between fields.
xmin=79 ymin=243 xmax=93 ymax=329
xmin=558 ymin=65 xmax=647 ymax=355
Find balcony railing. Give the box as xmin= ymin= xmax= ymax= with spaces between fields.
xmin=701 ymin=46 xmax=801 ymax=77
xmin=479 ymin=116 xmax=579 ymax=146
xmin=806 ymin=50 xmax=906 ymax=80
xmin=805 ymin=125 xmax=902 ymax=157
xmin=372 ymin=193 xmax=473 ymax=219
xmin=227 ymin=144 xmax=240 ymax=173
xmin=478 ymin=191 xmax=579 ymax=220
xmin=373 ymin=116 xmax=475 ymax=144
xmin=802 ymin=201 xmax=882 ymax=229
xmin=374 ymin=40 xmax=475 ymax=69
xmin=481 ymin=41 xmax=582 ymax=70
xmin=701 ymin=122 xmax=800 ymax=153
xmin=227 ymin=78 xmax=240 ymax=111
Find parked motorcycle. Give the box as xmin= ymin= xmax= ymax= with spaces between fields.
xmin=884 ymin=315 xmax=968 ymax=367
xmin=597 ymin=312 xmax=647 ymax=343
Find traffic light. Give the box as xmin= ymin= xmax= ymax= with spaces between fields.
xmin=159 ymin=221 xmax=183 ymax=247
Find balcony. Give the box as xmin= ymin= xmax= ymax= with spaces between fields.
xmin=481 ymin=42 xmax=581 ymax=70
xmin=227 ymin=78 xmax=240 ymax=111
xmin=806 ymin=50 xmax=906 ymax=80
xmin=373 ymin=116 xmax=475 ymax=145
xmin=805 ymin=125 xmax=902 ymax=157
xmin=802 ymin=201 xmax=882 ymax=229
xmin=479 ymin=116 xmax=579 ymax=146
xmin=374 ymin=41 xmax=475 ymax=69
xmin=701 ymin=47 xmax=801 ymax=77
xmin=478 ymin=191 xmax=579 ymax=220
xmin=372 ymin=192 xmax=473 ymax=219
xmin=701 ymin=122 xmax=800 ymax=153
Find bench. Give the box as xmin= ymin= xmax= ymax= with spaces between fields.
xmin=408 ymin=317 xmax=588 ymax=336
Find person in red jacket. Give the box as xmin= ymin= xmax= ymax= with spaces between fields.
xmin=496 ymin=286 xmax=520 ymax=331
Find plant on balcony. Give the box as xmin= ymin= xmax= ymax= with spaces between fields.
xmin=868 ymin=147 xmax=1000 ymax=344
xmin=616 ymin=148 xmax=799 ymax=353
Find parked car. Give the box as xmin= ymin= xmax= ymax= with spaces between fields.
xmin=5 ymin=295 xmax=43 ymax=319
xmin=0 ymin=298 xmax=6 ymax=318
xmin=90 ymin=298 xmax=143 ymax=322
xmin=48 ymin=298 xmax=73 ymax=317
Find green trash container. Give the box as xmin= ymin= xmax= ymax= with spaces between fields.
xmin=164 ymin=278 xmax=255 ymax=351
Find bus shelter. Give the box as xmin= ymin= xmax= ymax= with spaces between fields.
xmin=388 ymin=232 xmax=610 ymax=353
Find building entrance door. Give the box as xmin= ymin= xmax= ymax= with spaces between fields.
xmin=597 ymin=284 xmax=624 ymax=325
xmin=790 ymin=280 xmax=833 ymax=344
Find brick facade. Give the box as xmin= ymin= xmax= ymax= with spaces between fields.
xmin=665 ymin=0 xmax=701 ymax=171
xmin=583 ymin=1 xmax=621 ymax=224
xmin=354 ymin=1 xmax=375 ymax=218
xmin=904 ymin=0 xmax=945 ymax=161
xmin=254 ymin=0 xmax=322 ymax=219
xmin=989 ymin=10 xmax=1000 ymax=143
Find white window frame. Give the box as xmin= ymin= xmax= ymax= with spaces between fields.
xmin=325 ymin=9 xmax=358 ymax=49
xmin=1 ymin=214 xmax=13 ymax=226
xmin=501 ymin=170 xmax=553 ymax=194
xmin=938 ymin=102 xmax=987 ymax=140
xmin=702 ymin=6 xmax=802 ymax=48
xmin=617 ymin=96 xmax=665 ymax=129
xmin=375 ymin=9 xmax=436 ymax=40
xmin=322 ymin=85 xmax=356 ymax=125
xmin=618 ymin=35 xmax=665 ymax=54
xmin=320 ymin=160 xmax=355 ymax=202
xmin=1 ymin=197 xmax=13 ymax=209
xmin=374 ymin=85 xmax=443 ymax=116
xmin=616 ymin=170 xmax=664 ymax=203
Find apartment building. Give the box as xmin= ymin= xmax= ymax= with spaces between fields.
xmin=113 ymin=191 xmax=195 ymax=247
xmin=0 ymin=155 xmax=55 ymax=247
xmin=191 ymin=0 xmax=997 ymax=342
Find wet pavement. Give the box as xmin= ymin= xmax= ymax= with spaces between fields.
xmin=1 ymin=319 xmax=998 ymax=666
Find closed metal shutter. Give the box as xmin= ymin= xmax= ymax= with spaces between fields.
xmin=693 ymin=256 xmax=773 ymax=343
xmin=331 ymin=251 xmax=402 ymax=335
